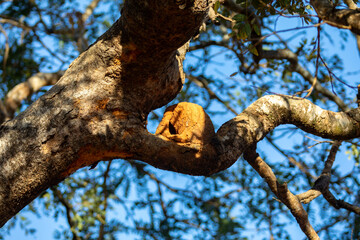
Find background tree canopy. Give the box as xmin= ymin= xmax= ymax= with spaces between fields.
xmin=0 ymin=0 xmax=360 ymax=239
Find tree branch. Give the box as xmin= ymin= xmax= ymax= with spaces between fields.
xmin=310 ymin=0 xmax=360 ymax=34
xmin=98 ymin=161 xmax=112 ymax=240
xmin=0 ymin=0 xmax=215 ymax=226
xmin=261 ymin=49 xmax=349 ymax=111
xmin=190 ymin=42 xmax=350 ymax=111
xmin=128 ymin=95 xmax=360 ymax=177
xmin=243 ymin=149 xmax=320 ymax=240
xmin=0 ymin=0 xmax=359 ymax=232
xmin=187 ymin=74 xmax=238 ymax=115
xmin=296 ymin=141 xmax=341 ymax=204
xmin=266 ymin=137 xmax=317 ymax=180
xmin=82 ymin=0 xmax=102 ymax=23
xmin=1 ymin=71 xmax=64 ymax=123
xmin=343 ymin=0 xmax=360 ymax=54
xmin=51 ymin=186 xmax=80 ymax=240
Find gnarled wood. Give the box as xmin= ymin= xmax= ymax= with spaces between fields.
xmin=0 ymin=0 xmax=215 ymax=226
xmin=311 ymin=0 xmax=360 ymax=34
xmin=1 ymin=0 xmax=360 ymax=232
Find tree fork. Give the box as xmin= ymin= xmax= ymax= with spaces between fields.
xmin=127 ymin=95 xmax=360 ymax=176
xmin=0 ymin=0 xmax=215 ymax=226
xmin=1 ymin=0 xmax=360 ymax=231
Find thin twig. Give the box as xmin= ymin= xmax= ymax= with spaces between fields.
xmin=305 ymin=19 xmax=321 ymax=98
xmin=97 ymin=160 xmax=112 ymax=240
xmin=51 ymin=187 xmax=81 ymax=240
xmin=266 ymin=136 xmax=317 ymax=180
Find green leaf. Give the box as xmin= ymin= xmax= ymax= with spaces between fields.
xmin=230 ymin=72 xmax=238 ymax=77
xmin=237 ymin=27 xmax=248 ymax=39
xmin=214 ymin=1 xmax=220 ymax=14
xmin=244 ymin=23 xmax=252 ymax=38
xmin=248 ymin=44 xmax=259 ymax=56
xmin=253 ymin=24 xmax=261 ymax=36
xmin=233 ymin=14 xmax=246 ymax=22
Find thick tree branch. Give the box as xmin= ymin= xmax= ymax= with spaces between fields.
xmin=310 ymin=0 xmax=360 ymax=34
xmin=343 ymin=0 xmax=360 ymax=53
xmin=0 ymin=0 xmax=214 ymax=226
xmin=0 ymin=0 xmax=359 ymax=233
xmin=126 ymin=95 xmax=360 ymax=177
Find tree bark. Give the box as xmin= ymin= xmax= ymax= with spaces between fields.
xmin=0 ymin=0 xmax=211 ymax=226
xmin=1 ymin=0 xmax=360 ymax=228
xmin=310 ymin=0 xmax=360 ymax=34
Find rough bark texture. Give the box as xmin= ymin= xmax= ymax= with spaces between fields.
xmin=132 ymin=95 xmax=360 ymax=177
xmin=311 ymin=0 xmax=360 ymax=34
xmin=1 ymin=0 xmax=360 ymax=228
xmin=0 ymin=0 xmax=211 ymax=226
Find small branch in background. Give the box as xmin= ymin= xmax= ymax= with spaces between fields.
xmin=188 ymin=40 xmax=229 ymax=52
xmin=3 ymin=71 xmax=64 ymax=122
xmin=32 ymin=32 xmax=66 ymax=64
xmin=0 ymin=24 xmax=10 ymax=81
xmin=82 ymin=0 xmax=101 ymax=23
xmin=208 ymin=7 xmax=235 ymax=23
xmin=243 ymin=149 xmax=320 ymax=240
xmin=304 ymin=136 xmax=334 ymax=149
xmin=294 ymin=140 xmax=360 ymax=215
xmin=266 ymin=136 xmax=317 ymax=180
xmin=319 ymin=55 xmax=357 ymax=91
xmin=98 ymin=160 xmax=112 ymax=240
xmin=317 ymin=141 xmax=360 ymax=214
xmin=261 ymin=48 xmax=349 ymax=111
xmin=156 ymin=179 xmax=168 ymax=219
xmin=296 ymin=141 xmax=341 ymax=203
xmin=0 ymin=17 xmax=32 ymax=31
xmin=189 ymin=24 xmax=349 ymax=112
xmin=141 ymin=168 xmax=197 ymax=198
xmin=304 ymin=19 xmax=321 ymax=98
xmin=296 ymin=189 xmax=322 ymax=204
xmin=313 ymin=215 xmax=348 ymax=238
xmin=187 ymin=74 xmax=238 ymax=115
xmin=51 ymin=186 xmax=81 ymax=240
